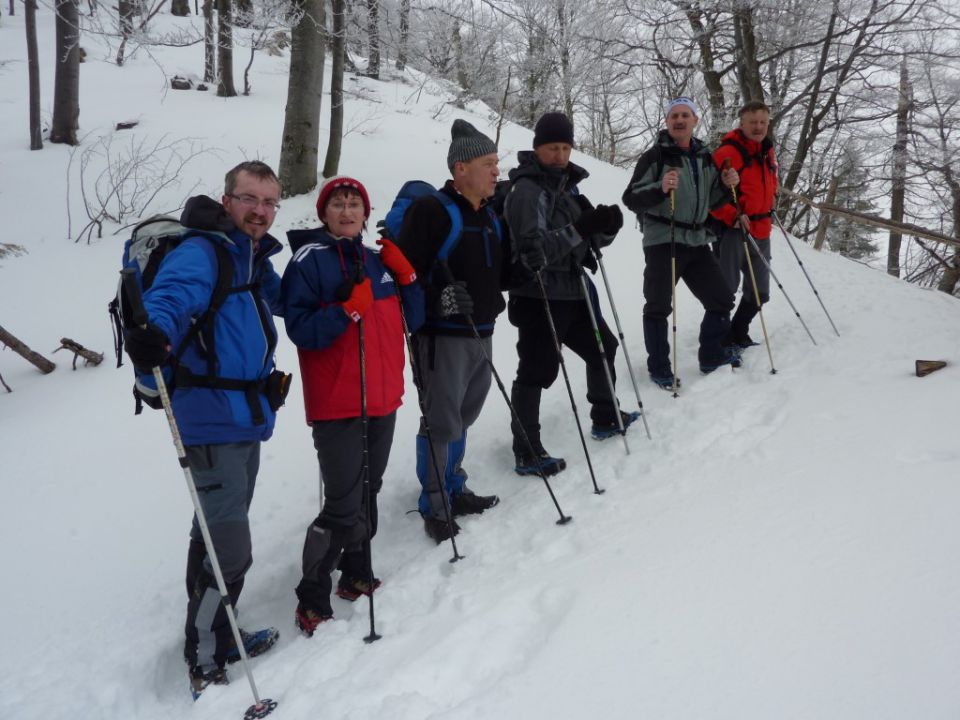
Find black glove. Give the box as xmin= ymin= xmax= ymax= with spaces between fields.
xmin=125 ymin=322 xmax=170 ymax=369
xmin=334 ymin=277 xmax=355 ymax=301
xmin=520 ymin=243 xmax=547 ymax=272
xmin=602 ymin=204 xmax=624 ymax=234
xmin=574 ymin=207 xmax=606 ymax=236
xmin=436 ymin=281 xmax=474 ymax=318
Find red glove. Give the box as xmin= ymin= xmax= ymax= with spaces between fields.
xmin=342 ymin=277 xmax=373 ymax=322
xmin=376 ymin=237 xmax=417 ymax=285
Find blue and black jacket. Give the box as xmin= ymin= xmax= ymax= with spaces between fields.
xmin=141 ymin=202 xmax=283 ymax=445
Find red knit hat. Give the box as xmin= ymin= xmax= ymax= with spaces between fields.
xmin=315 ymin=176 xmax=371 ymax=219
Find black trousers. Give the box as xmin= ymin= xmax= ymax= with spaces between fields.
xmin=509 ymin=294 xmax=619 ymax=425
xmin=642 ymin=243 xmax=734 ymax=376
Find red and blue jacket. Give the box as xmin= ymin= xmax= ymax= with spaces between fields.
xmin=282 ymin=228 xmax=425 ymax=422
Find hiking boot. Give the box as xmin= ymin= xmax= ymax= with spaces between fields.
xmin=225 ymin=627 xmax=279 ymax=664
xmin=514 ymin=449 xmax=566 ymax=477
xmin=450 ymin=492 xmax=500 ymax=516
xmin=295 ymin=603 xmax=333 ymax=638
xmin=424 ymin=516 xmax=460 ymax=544
xmin=700 ymin=346 xmax=742 ymax=374
xmin=189 ymin=664 xmax=228 ymax=701
xmin=335 ymin=575 xmax=382 ymax=602
xmin=650 ymin=374 xmax=681 ymax=391
xmin=591 ymin=411 xmax=642 ymax=441
xmin=733 ymin=335 xmax=760 ymax=349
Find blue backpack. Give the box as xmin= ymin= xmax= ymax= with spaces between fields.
xmin=379 ymin=180 xmax=503 ymax=262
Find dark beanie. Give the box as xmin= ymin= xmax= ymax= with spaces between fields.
xmin=533 ymin=112 xmax=574 ymax=147
xmin=447 ymin=119 xmax=498 ymax=170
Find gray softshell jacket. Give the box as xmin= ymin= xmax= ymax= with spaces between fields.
xmin=621 ymin=129 xmax=733 ymax=248
xmin=504 ymin=151 xmax=614 ymax=300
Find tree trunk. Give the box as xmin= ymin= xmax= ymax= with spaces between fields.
xmin=365 ymin=0 xmax=379 ymax=79
xmin=50 ymin=0 xmax=81 ymax=145
xmin=395 ymin=0 xmax=410 ymax=70
xmin=887 ymin=56 xmax=910 ymax=278
xmin=322 ymin=0 xmax=345 ymax=179
xmin=935 ymin=178 xmax=960 ymax=294
xmin=278 ymin=0 xmax=326 ymax=197
xmin=216 ymin=0 xmax=237 ymax=97
xmin=557 ymin=0 xmax=573 ymax=122
xmin=813 ymin=176 xmax=839 ymax=251
xmin=115 ymin=0 xmax=134 ymax=65
xmin=0 ymin=325 xmax=56 ymax=374
xmin=203 ymin=0 xmax=216 ymax=83
xmin=732 ymin=2 xmax=764 ymax=103
xmin=171 ymin=0 xmax=190 ymax=16
xmin=9 ymin=0 xmax=14 ymax=15
xmin=452 ymin=23 xmax=467 ymax=91
xmin=26 ymin=0 xmax=42 ymax=150
xmin=684 ymin=4 xmax=725 ymax=140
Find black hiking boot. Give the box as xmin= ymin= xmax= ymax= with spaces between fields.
xmin=514 ymin=449 xmax=566 ymax=477
xmin=189 ymin=664 xmax=228 ymax=701
xmin=424 ymin=516 xmax=460 ymax=544
xmin=450 ymin=492 xmax=500 ymax=516
xmin=591 ymin=411 xmax=642 ymax=440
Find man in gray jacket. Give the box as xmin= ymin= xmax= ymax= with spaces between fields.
xmin=621 ymin=97 xmax=741 ymax=389
xmin=504 ymin=112 xmax=639 ymax=477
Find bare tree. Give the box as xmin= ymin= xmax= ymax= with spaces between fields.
xmin=278 ymin=0 xmax=325 ymax=196
xmin=323 ymin=0 xmax=346 ymax=178
xmin=203 ymin=0 xmax=216 ymax=83
xmin=888 ymin=55 xmax=911 ymax=277
xmin=26 ymin=0 xmax=42 ymax=150
xmin=395 ymin=0 xmax=410 ymax=70
xmin=217 ymin=0 xmax=237 ymax=96
xmin=365 ymin=0 xmax=380 ymax=78
xmin=50 ymin=0 xmax=81 ymax=145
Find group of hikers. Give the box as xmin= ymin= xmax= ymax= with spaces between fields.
xmin=121 ymin=95 xmax=778 ymax=698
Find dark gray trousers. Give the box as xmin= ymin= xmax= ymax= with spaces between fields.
xmin=715 ymin=225 xmax=771 ymax=340
xmin=296 ymin=413 xmax=396 ymax=614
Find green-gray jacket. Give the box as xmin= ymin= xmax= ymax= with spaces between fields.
xmin=621 ymin=130 xmax=733 ymax=248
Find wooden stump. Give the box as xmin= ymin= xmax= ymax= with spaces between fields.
xmin=54 ymin=337 xmax=104 ymax=370
xmin=915 ymin=360 xmax=947 ymax=377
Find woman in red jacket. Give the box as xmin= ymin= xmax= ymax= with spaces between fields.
xmin=282 ymin=176 xmax=424 ymax=636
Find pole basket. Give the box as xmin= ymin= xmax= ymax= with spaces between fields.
xmin=915 ymin=360 xmax=947 ymax=378
xmin=244 ymin=699 xmax=278 ymax=719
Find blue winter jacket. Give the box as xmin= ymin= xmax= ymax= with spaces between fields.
xmin=142 ymin=226 xmax=284 ymax=446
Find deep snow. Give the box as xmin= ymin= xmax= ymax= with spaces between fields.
xmin=2 ymin=9 xmax=959 ymax=720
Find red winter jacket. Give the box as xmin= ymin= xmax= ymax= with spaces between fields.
xmin=281 ymin=229 xmax=425 ymax=422
xmin=711 ymin=129 xmax=778 ymax=239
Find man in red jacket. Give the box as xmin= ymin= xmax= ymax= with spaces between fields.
xmin=710 ymin=100 xmax=778 ymax=348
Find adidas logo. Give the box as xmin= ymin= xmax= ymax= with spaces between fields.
xmin=380 ymin=271 xmax=392 ymax=284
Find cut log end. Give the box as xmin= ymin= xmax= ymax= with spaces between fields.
xmin=915 ymin=360 xmax=947 ymax=377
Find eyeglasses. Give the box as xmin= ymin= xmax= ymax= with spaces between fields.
xmin=326 ymin=200 xmax=365 ymax=212
xmin=228 ymin=194 xmax=281 ymax=212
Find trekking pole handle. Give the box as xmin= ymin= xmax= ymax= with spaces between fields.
xmin=120 ymin=267 xmax=149 ymax=328
xmin=723 ymin=159 xmax=739 ymax=205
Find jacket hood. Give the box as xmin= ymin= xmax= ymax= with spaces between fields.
xmin=509 ymin=150 xmax=589 ymax=189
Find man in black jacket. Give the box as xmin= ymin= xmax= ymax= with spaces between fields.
xmin=396 ymin=119 xmax=509 ymax=543
xmin=504 ymin=112 xmax=638 ymax=477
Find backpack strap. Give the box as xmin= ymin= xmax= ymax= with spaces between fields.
xmin=719 ymin=137 xmax=753 ymax=169
xmin=433 ymin=191 xmax=464 ymax=262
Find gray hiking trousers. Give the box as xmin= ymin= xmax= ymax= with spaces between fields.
xmin=183 ymin=441 xmax=260 ymax=670
xmin=413 ymin=334 xmax=493 ymax=517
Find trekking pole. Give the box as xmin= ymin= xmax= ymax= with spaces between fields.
xmin=120 ymin=269 xmax=277 ymax=720
xmin=394 ymin=281 xmax=464 ymax=563
xmin=591 ymin=246 xmax=652 ymax=439
xmin=534 ymin=271 xmax=605 ymax=494
xmin=669 ymin=189 xmax=679 ymax=399
xmin=725 ymin=160 xmax=775 ymax=374
xmin=578 ymin=270 xmax=629 ymax=455
xmin=441 ymin=262 xmax=575 ymax=518
xmin=356 ymin=298 xmax=381 ymax=644
xmin=772 ymin=209 xmax=840 ymax=336
xmin=743 ymin=231 xmax=817 ymax=346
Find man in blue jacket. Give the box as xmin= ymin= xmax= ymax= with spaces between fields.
xmin=124 ymin=161 xmax=285 ymax=698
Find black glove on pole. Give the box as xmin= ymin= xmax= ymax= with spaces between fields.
xmin=126 ymin=323 xmax=171 ymax=370
xmin=436 ymin=281 xmax=474 ymax=317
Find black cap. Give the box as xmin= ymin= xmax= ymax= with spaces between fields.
xmin=533 ymin=112 xmax=574 ymax=147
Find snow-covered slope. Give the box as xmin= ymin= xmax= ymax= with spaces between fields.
xmin=2 ymin=10 xmax=959 ymax=720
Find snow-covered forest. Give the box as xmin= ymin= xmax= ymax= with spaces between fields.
xmin=2 ymin=1 xmax=960 ymax=719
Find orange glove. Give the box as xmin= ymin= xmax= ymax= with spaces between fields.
xmin=376 ymin=237 xmax=417 ymax=285
xmin=342 ymin=277 xmax=373 ymax=322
